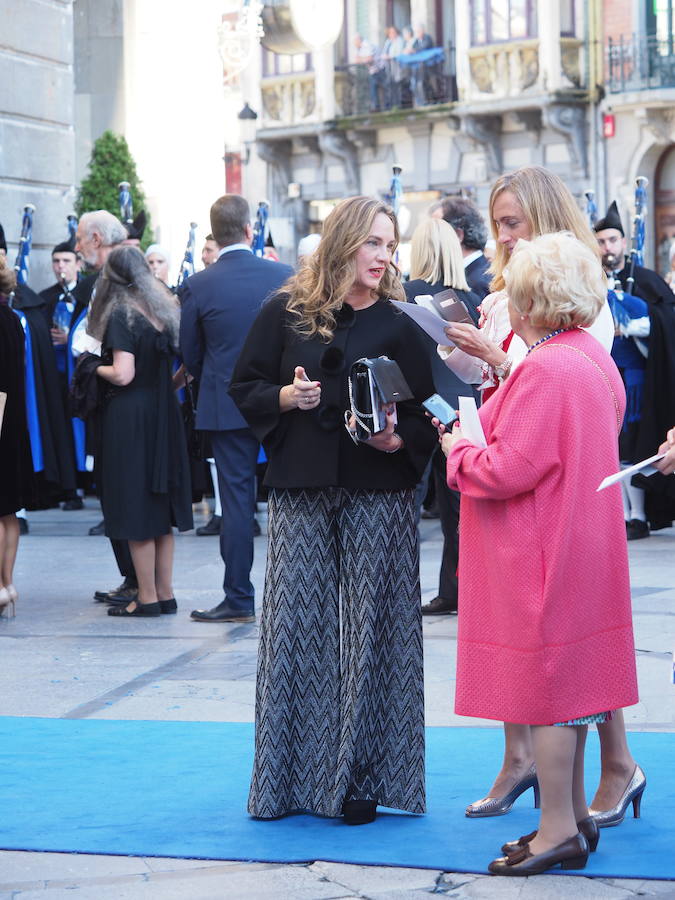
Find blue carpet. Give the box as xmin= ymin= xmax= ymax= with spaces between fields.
xmin=0 ymin=718 xmax=672 ymax=879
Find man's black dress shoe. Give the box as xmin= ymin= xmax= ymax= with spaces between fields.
xmin=103 ymin=588 xmax=140 ymax=605
xmin=88 ymin=519 xmax=105 ymax=536
xmin=108 ymin=601 xmax=161 ymax=617
xmin=421 ymin=595 xmax=457 ymax=616
xmin=488 ymin=833 xmax=589 ymax=876
xmin=18 ymin=518 xmax=29 ymax=535
xmin=94 ymin=580 xmax=138 ymax=602
xmin=626 ymin=518 xmax=649 ymax=540
xmin=190 ymin=604 xmax=255 ymax=623
xmin=196 ymin=514 xmax=221 ymax=536
xmin=62 ymin=498 xmax=84 ymax=511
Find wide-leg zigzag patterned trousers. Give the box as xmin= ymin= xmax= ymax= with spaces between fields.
xmin=248 ymin=487 xmax=425 ymax=819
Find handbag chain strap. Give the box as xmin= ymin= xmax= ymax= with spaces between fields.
xmin=536 ymin=343 xmax=622 ymax=432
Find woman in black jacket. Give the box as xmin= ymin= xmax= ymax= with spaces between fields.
xmin=230 ymin=196 xmax=436 ymax=825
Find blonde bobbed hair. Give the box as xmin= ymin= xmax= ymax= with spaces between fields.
xmin=489 ymin=166 xmax=601 ymax=292
xmin=409 ymin=218 xmax=470 ymax=290
xmin=505 ymin=232 xmax=605 ymax=329
xmin=285 ymin=195 xmax=404 ymax=341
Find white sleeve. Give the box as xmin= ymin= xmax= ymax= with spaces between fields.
xmin=620 ymin=317 xmax=650 ymax=338
xmin=437 ymin=345 xmax=483 ymax=384
xmin=584 ymin=297 xmax=614 ymax=352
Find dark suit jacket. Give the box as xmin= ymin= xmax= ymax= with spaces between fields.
xmin=404 ymin=280 xmax=480 ymax=408
xmin=179 ymin=249 xmax=293 ymax=431
xmin=464 ymin=253 xmax=492 ymax=300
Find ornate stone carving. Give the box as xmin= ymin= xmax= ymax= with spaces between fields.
xmin=256 ymin=139 xmax=293 ymax=208
xmin=318 ymin=130 xmax=360 ymax=194
xmin=561 ymin=40 xmax=582 ymax=88
xmin=463 ymin=115 xmax=503 ymax=178
xmin=644 ymin=108 xmax=675 ymax=143
xmin=299 ymin=79 xmax=315 ymax=118
xmin=262 ymin=86 xmax=283 ymax=121
xmin=519 ymin=47 xmax=539 ymax=89
xmin=469 ymin=54 xmax=494 ymax=94
xmin=468 ymin=41 xmax=539 ymax=97
xmin=545 ymin=104 xmax=587 ymax=174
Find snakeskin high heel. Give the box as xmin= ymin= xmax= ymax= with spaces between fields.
xmin=466 ymin=764 xmax=540 ymax=817
xmin=588 ymin=764 xmax=646 ymax=828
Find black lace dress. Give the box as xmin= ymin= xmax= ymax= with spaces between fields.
xmin=99 ymin=308 xmax=193 ymax=540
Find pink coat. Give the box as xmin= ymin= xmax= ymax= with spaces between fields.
xmin=446 ymin=329 xmax=639 ymax=725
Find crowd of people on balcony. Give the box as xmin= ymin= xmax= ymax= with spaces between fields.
xmin=352 ymin=23 xmax=444 ymax=112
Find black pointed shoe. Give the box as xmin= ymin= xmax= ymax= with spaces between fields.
xmin=108 ymin=602 xmax=161 ymax=617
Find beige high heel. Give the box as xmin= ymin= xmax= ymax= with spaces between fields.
xmin=0 ymin=585 xmax=16 ymax=617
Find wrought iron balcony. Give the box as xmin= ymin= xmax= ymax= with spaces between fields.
xmin=335 ymin=47 xmax=457 ymax=118
xmin=607 ymin=34 xmax=675 ymax=93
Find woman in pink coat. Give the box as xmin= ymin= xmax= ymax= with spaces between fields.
xmin=440 ymin=232 xmax=639 ymax=875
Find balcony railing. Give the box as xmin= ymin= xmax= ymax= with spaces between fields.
xmin=608 ymin=34 xmax=675 ymax=93
xmin=335 ymin=46 xmax=457 ymax=118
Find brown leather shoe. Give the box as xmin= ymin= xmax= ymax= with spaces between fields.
xmin=488 ymin=832 xmax=589 ymax=876
xmin=501 ymin=816 xmax=599 ymax=854
xmin=421 ymin=596 xmax=457 ymax=616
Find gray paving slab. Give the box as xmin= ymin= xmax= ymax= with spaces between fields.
xmin=1 ymin=503 xmax=674 ymax=897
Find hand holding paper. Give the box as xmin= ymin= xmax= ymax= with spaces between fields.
xmin=596 ymin=453 xmax=666 ymax=492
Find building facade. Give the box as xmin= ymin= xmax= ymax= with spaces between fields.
xmin=240 ymin=0 xmax=597 ymax=259
xmin=602 ymin=0 xmax=675 ymax=273
xmin=0 ymin=0 xmax=76 ymax=288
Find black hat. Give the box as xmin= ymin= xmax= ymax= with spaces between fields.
xmin=0 ymin=221 xmax=6 ymax=253
xmin=53 ymin=236 xmax=77 ymax=255
xmin=594 ymin=200 xmax=624 ymax=236
xmin=125 ymin=210 xmax=147 ymax=240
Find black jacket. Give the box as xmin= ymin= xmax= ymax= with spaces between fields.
xmin=464 ymin=254 xmax=492 ymax=300
xmin=404 ymin=279 xmax=480 ymax=408
xmin=616 ymin=261 xmax=675 ymax=528
xmin=230 ymin=295 xmax=437 ymax=490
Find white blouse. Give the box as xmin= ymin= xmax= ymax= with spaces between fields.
xmin=439 ymin=291 xmax=615 ymax=390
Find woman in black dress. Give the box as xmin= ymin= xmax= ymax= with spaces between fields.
xmin=0 ymin=253 xmax=34 ymax=616
xmin=87 ymin=246 xmax=193 ymax=617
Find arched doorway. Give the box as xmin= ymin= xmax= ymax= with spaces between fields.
xmin=654 ymin=144 xmax=675 ymax=277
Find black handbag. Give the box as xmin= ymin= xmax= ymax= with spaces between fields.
xmin=344 ymin=356 xmax=413 ymax=443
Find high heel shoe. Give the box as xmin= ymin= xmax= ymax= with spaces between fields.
xmin=501 ymin=815 xmax=599 ymax=855
xmin=588 ymin=764 xmax=646 ymax=828
xmin=465 ymin=764 xmax=540 ymax=817
xmin=488 ymin=832 xmax=589 ymax=876
xmin=0 ymin=586 xmax=16 ymax=618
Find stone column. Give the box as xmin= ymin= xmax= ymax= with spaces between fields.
xmin=0 ymin=0 xmax=76 ymax=290
xmin=538 ymin=0 xmax=561 ymax=91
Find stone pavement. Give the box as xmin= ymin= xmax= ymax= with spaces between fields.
xmin=1 ymin=500 xmax=674 ymax=899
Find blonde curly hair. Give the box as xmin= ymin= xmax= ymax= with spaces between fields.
xmin=285 ymin=196 xmax=405 ymax=341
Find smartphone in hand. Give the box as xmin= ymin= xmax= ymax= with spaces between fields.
xmin=423 ymin=393 xmax=458 ymax=427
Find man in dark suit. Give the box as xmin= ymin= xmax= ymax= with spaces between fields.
xmin=433 ymin=196 xmax=492 ymax=300
xmin=180 ymin=195 xmax=293 ymax=622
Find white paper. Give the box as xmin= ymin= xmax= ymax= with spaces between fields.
xmin=458 ymin=396 xmax=487 ymax=448
xmin=596 ymin=453 xmax=666 ymax=492
xmin=390 ymin=299 xmax=453 ymax=347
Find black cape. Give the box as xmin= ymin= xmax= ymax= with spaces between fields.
xmin=615 ymin=260 xmax=675 ymax=529
xmin=11 ymin=284 xmax=77 ymax=502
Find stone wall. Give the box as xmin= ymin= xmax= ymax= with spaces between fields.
xmin=0 ymin=0 xmax=76 ymax=291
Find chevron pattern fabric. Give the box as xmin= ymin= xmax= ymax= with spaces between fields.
xmin=248 ymin=487 xmax=426 ymax=819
